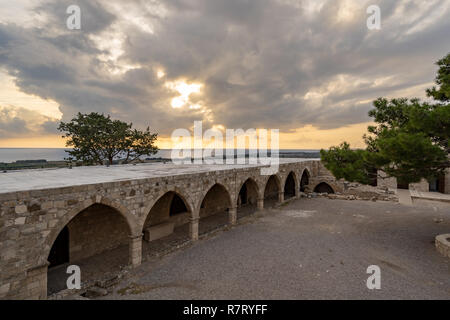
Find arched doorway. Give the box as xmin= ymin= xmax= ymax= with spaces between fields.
xmin=237 ymin=178 xmax=259 ymax=219
xmin=47 ymin=203 xmax=131 ymax=296
xmin=264 ymin=175 xmax=281 ymax=208
xmin=284 ymin=172 xmax=296 ymax=199
xmin=199 ymin=184 xmax=232 ymax=235
xmin=142 ymin=191 xmax=191 ymax=258
xmin=313 ymin=182 xmax=335 ymax=194
xmin=300 ymin=169 xmax=310 ymax=192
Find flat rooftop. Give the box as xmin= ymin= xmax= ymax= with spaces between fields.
xmin=0 ymin=158 xmax=317 ymax=194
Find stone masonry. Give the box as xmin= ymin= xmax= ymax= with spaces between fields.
xmin=1 ymin=159 xmax=331 ymax=300
xmin=0 ymin=158 xmax=403 ymax=300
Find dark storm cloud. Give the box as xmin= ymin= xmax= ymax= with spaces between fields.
xmin=0 ymin=0 xmax=449 ymax=137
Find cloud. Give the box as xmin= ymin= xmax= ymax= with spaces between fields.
xmin=0 ymin=0 xmax=449 ymax=138
xmin=0 ymin=105 xmax=60 ymax=138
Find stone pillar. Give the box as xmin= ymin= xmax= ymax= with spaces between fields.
xmin=229 ymin=207 xmax=237 ymax=225
xmin=295 ymin=187 xmax=300 ymax=199
xmin=129 ymin=234 xmax=143 ymax=267
xmin=278 ymin=191 xmax=284 ymax=203
xmin=26 ymin=262 xmax=49 ymax=300
xmin=189 ymin=217 xmax=199 ymax=241
xmin=377 ymin=170 xmax=397 ymax=189
xmin=257 ymin=198 xmax=264 ymax=211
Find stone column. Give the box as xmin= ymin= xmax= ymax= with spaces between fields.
xmin=295 ymin=187 xmax=300 ymax=199
xmin=257 ymin=198 xmax=264 ymax=211
xmin=189 ymin=217 xmax=199 ymax=241
xmin=26 ymin=262 xmax=49 ymax=300
xmin=129 ymin=234 xmax=143 ymax=267
xmin=278 ymin=191 xmax=284 ymax=203
xmin=229 ymin=207 xmax=237 ymax=225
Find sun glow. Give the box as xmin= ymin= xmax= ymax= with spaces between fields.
xmin=157 ymin=70 xmax=165 ymax=79
xmin=336 ymin=0 xmax=359 ymax=23
xmin=165 ymin=80 xmax=203 ymax=109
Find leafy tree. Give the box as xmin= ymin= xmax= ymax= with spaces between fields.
xmin=426 ymin=54 xmax=450 ymax=102
xmin=58 ymin=112 xmax=159 ymax=166
xmin=320 ymin=142 xmax=375 ymax=185
xmin=321 ymin=53 xmax=450 ymax=186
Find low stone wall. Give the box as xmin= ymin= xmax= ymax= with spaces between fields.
xmin=409 ymin=179 xmax=430 ymax=193
xmin=339 ymin=181 xmax=398 ymax=202
xmin=301 ymin=180 xmax=398 ymax=202
xmin=377 ymin=170 xmax=397 ymax=189
xmin=378 ymin=168 xmax=450 ymax=195
xmin=169 ymin=212 xmax=190 ymax=228
xmin=435 ymin=234 xmax=450 ymax=258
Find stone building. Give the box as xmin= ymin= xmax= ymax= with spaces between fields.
xmin=377 ymin=169 xmax=450 ymax=194
xmin=1 ymin=159 xmax=344 ymax=300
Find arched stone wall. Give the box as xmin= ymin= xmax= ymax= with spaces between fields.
xmin=237 ymin=178 xmax=260 ymax=206
xmin=141 ymin=188 xmax=194 ymax=228
xmin=282 ymin=171 xmax=299 ymax=199
xmin=197 ymin=183 xmax=233 ymax=218
xmin=299 ymin=168 xmax=311 ymax=192
xmin=42 ymin=196 xmax=139 ymax=267
xmin=311 ymin=181 xmax=337 ymax=194
xmin=236 ymin=177 xmax=260 ymax=206
xmin=262 ymin=174 xmax=283 ymax=207
xmin=262 ymin=174 xmax=282 ymax=199
xmin=0 ymin=159 xmax=329 ymax=299
xmin=282 ymin=171 xmax=299 ymax=189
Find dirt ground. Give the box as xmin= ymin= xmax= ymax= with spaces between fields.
xmin=93 ymin=197 xmax=450 ymax=300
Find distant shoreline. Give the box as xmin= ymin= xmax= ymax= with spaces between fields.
xmin=0 ymin=148 xmax=322 ymax=164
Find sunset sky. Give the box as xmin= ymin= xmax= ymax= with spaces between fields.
xmin=0 ymin=0 xmax=449 ymax=149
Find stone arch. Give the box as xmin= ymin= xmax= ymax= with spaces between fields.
xmin=140 ymin=190 xmax=193 ymax=250
xmin=263 ymin=174 xmax=282 ymax=206
xmin=237 ymin=177 xmax=260 ymax=205
xmin=236 ymin=178 xmax=260 ymax=219
xmin=197 ymin=183 xmax=233 ymax=234
xmin=42 ymin=197 xmax=139 ymax=266
xmin=196 ymin=182 xmax=233 ymax=214
xmin=313 ymin=182 xmax=335 ymax=194
xmin=263 ymin=174 xmax=281 ymax=193
xmin=283 ymin=171 xmax=298 ymax=199
xmin=300 ymin=168 xmax=311 ymax=192
xmin=141 ymin=188 xmax=194 ymax=229
xmin=44 ymin=198 xmax=140 ymax=296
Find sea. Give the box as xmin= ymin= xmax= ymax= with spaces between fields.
xmin=0 ymin=148 xmax=321 ymax=163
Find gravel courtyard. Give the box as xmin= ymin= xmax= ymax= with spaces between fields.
xmin=101 ymin=197 xmax=450 ymax=300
